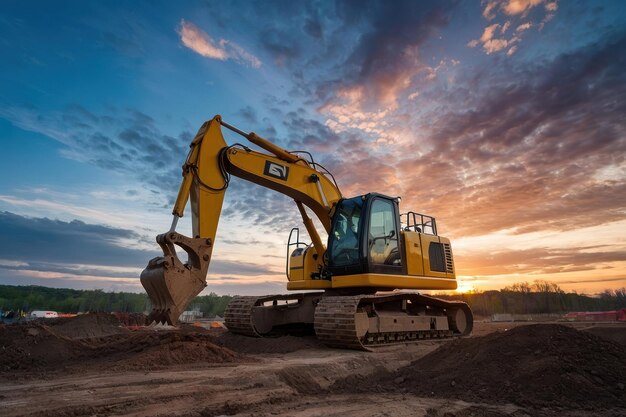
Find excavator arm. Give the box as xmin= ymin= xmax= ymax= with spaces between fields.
xmin=141 ymin=115 xmax=342 ymax=324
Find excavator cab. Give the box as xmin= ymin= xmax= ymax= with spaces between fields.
xmin=327 ymin=193 xmax=404 ymax=277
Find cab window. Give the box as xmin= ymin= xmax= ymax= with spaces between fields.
xmin=328 ymin=197 xmax=362 ymax=267
xmin=368 ymin=199 xmax=400 ymax=266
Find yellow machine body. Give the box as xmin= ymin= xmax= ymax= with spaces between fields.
xmin=141 ymin=115 xmax=467 ymax=340
xmin=287 ymin=231 xmax=456 ymax=291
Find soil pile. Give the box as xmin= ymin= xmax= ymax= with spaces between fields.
xmin=97 ymin=331 xmax=243 ymax=371
xmin=583 ymin=326 xmax=626 ymax=346
xmin=333 ymin=324 xmax=626 ymax=411
xmin=218 ymin=331 xmax=322 ymax=354
xmin=0 ymin=316 xmax=245 ymax=376
xmin=112 ymin=312 xmax=147 ymax=327
xmin=0 ymin=322 xmax=84 ymax=372
xmin=52 ymin=312 xmax=129 ymax=339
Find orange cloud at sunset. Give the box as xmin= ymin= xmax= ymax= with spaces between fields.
xmin=502 ymin=0 xmax=544 ymax=16
xmin=178 ymin=19 xmax=261 ymax=68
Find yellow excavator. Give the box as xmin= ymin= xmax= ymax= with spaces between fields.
xmin=140 ymin=115 xmax=472 ymax=349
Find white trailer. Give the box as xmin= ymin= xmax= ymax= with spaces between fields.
xmin=30 ymin=310 xmax=59 ymax=319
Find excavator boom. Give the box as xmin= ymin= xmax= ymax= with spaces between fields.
xmin=141 ymin=115 xmax=341 ymax=324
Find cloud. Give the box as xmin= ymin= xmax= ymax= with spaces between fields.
xmin=0 ymin=100 xmax=319 ymax=261
xmin=261 ymin=22 xmax=626 ymax=256
xmin=0 ymin=212 xmax=281 ymax=293
xmin=237 ymin=105 xmax=258 ymax=124
xmin=0 ymin=105 xmax=191 ymax=200
xmin=483 ymin=38 xmax=510 ymax=54
xmin=469 ymin=0 xmax=557 ymax=56
xmin=0 ymin=268 xmax=289 ymax=295
xmin=0 ymin=194 xmax=143 ymax=230
xmin=283 ymin=110 xmax=342 ymax=152
xmin=207 ymin=259 xmax=279 ymax=276
xmin=0 ymin=259 xmax=29 ymax=268
xmin=0 ymin=211 xmax=152 ymax=267
xmin=545 ymin=2 xmax=558 ymax=12
xmin=502 ymin=0 xmax=545 ymax=16
xmin=470 ymin=22 xmax=512 ymax=54
xmin=480 ymin=23 xmax=500 ymax=43
xmin=257 ymin=27 xmax=302 ymax=67
xmin=178 ymin=19 xmax=261 ymax=68
xmin=456 ymin=246 xmax=626 ymax=276
xmin=482 ymin=1 xmax=499 ymax=20
xmin=278 ymin=0 xmax=455 ymax=120
xmin=398 ymin=30 xmax=626 ymax=238
xmin=549 ymin=277 xmax=625 ymax=286
xmin=0 ymin=269 xmax=144 ymax=292
xmin=179 ymin=19 xmax=227 ymax=60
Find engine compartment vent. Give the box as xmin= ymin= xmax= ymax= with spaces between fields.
xmin=443 ymin=243 xmax=454 ymax=273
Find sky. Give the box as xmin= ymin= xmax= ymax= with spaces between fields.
xmin=0 ymin=0 xmax=625 ymax=296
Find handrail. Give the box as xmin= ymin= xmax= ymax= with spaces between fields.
xmin=400 ymin=211 xmax=438 ymax=235
xmin=286 ymin=227 xmax=308 ymax=278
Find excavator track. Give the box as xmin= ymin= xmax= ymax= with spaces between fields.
xmin=313 ymin=295 xmax=364 ymax=350
xmin=314 ymin=293 xmax=473 ymax=351
xmin=225 ymin=292 xmax=472 ymax=351
xmin=224 ymin=292 xmax=323 ymax=337
xmin=223 ymin=296 xmax=261 ymax=336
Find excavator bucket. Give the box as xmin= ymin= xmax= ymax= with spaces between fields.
xmin=140 ymin=231 xmax=213 ymax=325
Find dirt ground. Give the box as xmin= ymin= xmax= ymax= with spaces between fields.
xmin=1 ymin=315 xmax=625 ymax=417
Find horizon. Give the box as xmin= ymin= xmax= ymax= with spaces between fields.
xmin=1 ymin=281 xmax=624 ymax=299
xmin=1 ymin=1 xmax=625 ymax=297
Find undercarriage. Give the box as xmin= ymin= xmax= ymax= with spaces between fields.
xmin=224 ymin=292 xmax=473 ymax=350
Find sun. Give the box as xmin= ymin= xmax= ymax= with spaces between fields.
xmin=455 ymin=281 xmax=476 ymax=294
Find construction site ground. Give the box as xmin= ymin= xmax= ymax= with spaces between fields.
xmin=1 ymin=314 xmax=625 ymax=417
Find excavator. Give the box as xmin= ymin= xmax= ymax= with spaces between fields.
xmin=140 ymin=115 xmax=472 ymax=350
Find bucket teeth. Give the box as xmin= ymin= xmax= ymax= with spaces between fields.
xmin=140 ymin=232 xmax=213 ymax=325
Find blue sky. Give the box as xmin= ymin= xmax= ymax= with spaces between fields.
xmin=1 ymin=0 xmax=625 ymax=295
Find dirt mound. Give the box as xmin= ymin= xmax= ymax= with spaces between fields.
xmin=113 ymin=312 xmax=147 ymax=327
xmin=52 ymin=312 xmax=129 ymax=339
xmin=333 ymin=324 xmax=626 ymax=411
xmin=217 ymin=331 xmax=323 ymax=354
xmin=0 ymin=317 xmax=246 ymax=376
xmin=0 ymin=322 xmax=84 ymax=373
xmin=98 ymin=331 xmax=244 ymax=371
xmin=583 ymin=326 xmax=626 ymax=346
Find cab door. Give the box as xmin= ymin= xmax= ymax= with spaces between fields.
xmin=365 ymin=196 xmax=405 ymax=275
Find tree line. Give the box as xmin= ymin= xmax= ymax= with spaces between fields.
xmin=1 ymin=282 xmax=624 ymax=319
xmin=0 ymin=285 xmax=233 ymax=318
xmin=436 ymin=280 xmax=626 ymax=316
